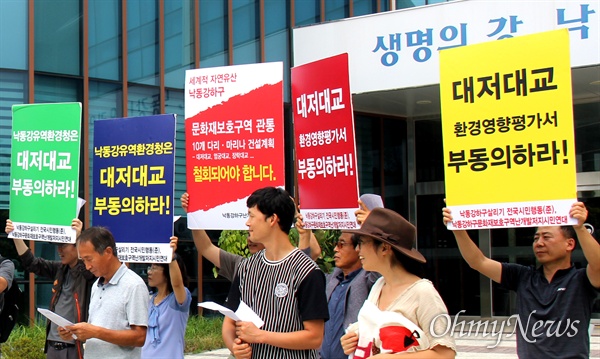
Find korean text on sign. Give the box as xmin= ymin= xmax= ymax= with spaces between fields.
xmin=297 ymin=154 xmax=354 ymax=180
xmin=296 ymin=88 xmax=345 ymax=119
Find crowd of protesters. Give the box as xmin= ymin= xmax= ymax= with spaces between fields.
xmin=2 ymin=186 xmax=598 ymax=359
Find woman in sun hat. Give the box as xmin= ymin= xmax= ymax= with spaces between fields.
xmin=340 ymin=208 xmax=456 ymax=358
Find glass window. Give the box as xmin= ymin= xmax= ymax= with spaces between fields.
xmin=355 ymin=115 xmax=381 ymax=197
xmin=34 ymin=75 xmax=81 ymax=103
xmin=415 ymin=119 xmax=444 ymax=182
xmin=165 ymin=0 xmax=194 ymax=89
xmin=127 ymin=0 xmax=159 ymax=85
xmin=353 ymin=0 xmax=379 ymax=17
xmin=295 ymin=0 xmax=320 ymax=26
xmin=325 ymin=0 xmax=348 ymax=21
xmin=265 ymin=0 xmax=290 ymax=101
xmin=200 ymin=0 xmax=228 ymax=67
xmin=165 ymin=89 xmax=187 ymax=216
xmin=34 ymin=0 xmax=81 ymax=76
xmin=380 ymin=0 xmax=390 ymax=11
xmin=232 ymin=0 xmax=259 ymax=65
xmin=265 ymin=0 xmax=288 ymax=35
xmin=417 ymin=194 xmax=481 ymax=315
xmin=574 ymin=101 xmax=600 ymax=172
xmin=383 ymin=118 xmax=408 ymax=215
xmin=89 ymin=0 xmax=121 ymax=81
xmin=355 ymin=114 xmax=408 ymax=216
xmin=396 ymin=0 xmax=425 ymax=9
xmin=89 ymin=82 xmax=123 ymax=123
xmin=128 ymin=85 xmax=160 ymax=118
xmin=0 ymin=1 xmax=27 ymax=70
xmin=89 ymin=81 xmax=123 ymax=217
xmin=0 ymin=71 xmax=28 ymax=209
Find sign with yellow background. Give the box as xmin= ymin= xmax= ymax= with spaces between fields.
xmin=440 ymin=29 xmax=577 ymax=230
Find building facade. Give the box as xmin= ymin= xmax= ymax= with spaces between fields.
xmin=0 ymin=0 xmax=598 ymax=323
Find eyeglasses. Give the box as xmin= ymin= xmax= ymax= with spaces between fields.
xmin=334 ymin=240 xmax=354 ymax=249
xmin=147 ymin=265 xmax=163 ymax=273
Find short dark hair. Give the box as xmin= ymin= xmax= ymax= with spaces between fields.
xmin=151 ymin=253 xmax=189 ymax=293
xmin=77 ymin=227 xmax=118 ymax=257
xmin=351 ymin=234 xmax=360 ymax=247
xmin=559 ymin=226 xmax=576 ymax=241
xmin=247 ymin=187 xmax=295 ymax=234
xmin=560 ymin=225 xmax=577 ymax=249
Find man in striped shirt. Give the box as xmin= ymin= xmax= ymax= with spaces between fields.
xmin=223 ymin=187 xmax=329 ymax=359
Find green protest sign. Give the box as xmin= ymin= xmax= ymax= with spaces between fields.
xmin=9 ymin=103 xmax=81 ymax=243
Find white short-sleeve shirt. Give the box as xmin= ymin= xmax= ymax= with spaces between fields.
xmin=85 ymin=263 xmax=149 ymax=359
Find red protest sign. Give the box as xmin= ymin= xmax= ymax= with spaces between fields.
xmin=292 ymin=53 xmax=360 ymax=229
xmin=185 ymin=63 xmax=285 ymax=229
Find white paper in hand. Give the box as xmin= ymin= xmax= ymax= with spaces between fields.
xmin=37 ymin=308 xmax=78 ymax=339
xmin=235 ymin=301 xmax=264 ymax=328
xmin=198 ymin=300 xmax=264 ymax=328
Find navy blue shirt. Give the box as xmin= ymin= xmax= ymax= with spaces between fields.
xmin=501 ymin=263 xmax=599 ymax=359
xmin=321 ymin=268 xmax=362 ymax=359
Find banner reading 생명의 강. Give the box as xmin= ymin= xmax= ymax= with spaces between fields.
xmin=93 ymin=115 xmax=176 ymax=263
xmin=292 ymin=53 xmax=360 ymax=230
xmin=9 ymin=103 xmax=81 ymax=243
xmin=440 ymin=29 xmax=577 ymax=230
xmin=185 ymin=62 xmax=285 ymax=230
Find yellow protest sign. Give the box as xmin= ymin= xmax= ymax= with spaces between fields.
xmin=440 ymin=29 xmax=577 ymax=230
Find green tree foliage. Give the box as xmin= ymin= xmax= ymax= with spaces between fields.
xmin=313 ymin=229 xmax=340 ymax=274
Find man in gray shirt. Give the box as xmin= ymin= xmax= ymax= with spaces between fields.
xmin=59 ymin=227 xmax=148 ymax=359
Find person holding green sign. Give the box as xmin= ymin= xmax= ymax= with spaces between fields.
xmin=5 ymin=218 xmax=95 ymax=359
xmin=443 ymin=201 xmax=600 ymax=358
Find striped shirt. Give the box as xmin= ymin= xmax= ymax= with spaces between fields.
xmin=225 ymin=248 xmax=329 ymax=359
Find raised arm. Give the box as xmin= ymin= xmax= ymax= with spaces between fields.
xmin=296 ymin=212 xmax=321 ymax=260
xmin=168 ymin=236 xmax=188 ymax=304
xmin=306 ymin=232 xmax=321 ymax=261
xmin=443 ymin=207 xmax=502 ymax=283
xmin=571 ymin=202 xmax=600 ymax=288
xmin=5 ymin=219 xmax=29 ymax=255
xmin=72 ymin=218 xmax=83 ymax=237
xmin=181 ymin=192 xmax=222 ymax=268
xmin=7 ymin=218 xmax=82 ymax=255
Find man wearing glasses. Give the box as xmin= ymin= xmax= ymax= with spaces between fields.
xmin=320 ymin=195 xmax=382 ymax=359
